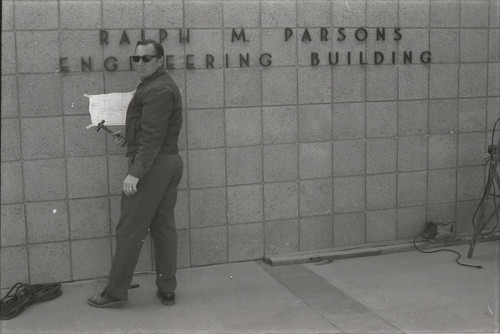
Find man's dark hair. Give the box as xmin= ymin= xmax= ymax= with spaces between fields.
xmin=136 ymin=39 xmax=164 ymax=57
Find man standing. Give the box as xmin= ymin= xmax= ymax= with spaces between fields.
xmin=88 ymin=39 xmax=183 ymax=308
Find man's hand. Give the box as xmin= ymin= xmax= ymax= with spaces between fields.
xmin=112 ymin=130 xmax=127 ymax=147
xmin=123 ymin=174 xmax=139 ymax=196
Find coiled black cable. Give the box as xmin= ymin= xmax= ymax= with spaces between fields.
xmin=0 ymin=282 xmax=62 ymax=320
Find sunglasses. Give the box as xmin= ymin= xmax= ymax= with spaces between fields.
xmin=131 ymin=55 xmax=159 ymax=63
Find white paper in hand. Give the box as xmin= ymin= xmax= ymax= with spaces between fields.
xmin=85 ymin=91 xmax=134 ymax=129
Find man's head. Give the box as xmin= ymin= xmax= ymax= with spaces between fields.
xmin=133 ymin=39 xmax=164 ymax=80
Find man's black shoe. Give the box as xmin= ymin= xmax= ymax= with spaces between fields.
xmin=157 ymin=291 xmax=175 ymax=306
xmin=87 ymin=292 xmax=126 ymax=308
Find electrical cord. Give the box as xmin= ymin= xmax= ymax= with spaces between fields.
xmin=413 ymin=233 xmax=482 ymax=269
xmin=0 ymin=282 xmax=62 ymax=320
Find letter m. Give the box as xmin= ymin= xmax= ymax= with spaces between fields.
xmin=232 ymin=28 xmax=247 ymax=42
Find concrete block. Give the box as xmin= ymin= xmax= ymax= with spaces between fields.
xmin=223 ymin=29 xmax=261 ymax=67
xmin=460 ymin=64 xmax=487 ymax=97
xmin=63 ymin=73 xmax=105 ymax=115
xmin=332 ymin=139 xmax=365 ymax=177
xmin=297 ymin=28 xmax=333 ymax=66
xmin=461 ymin=0 xmax=490 ymax=27
xmin=299 ymin=216 xmax=333 ymax=251
xmin=176 ymin=229 xmax=190 ymax=268
xmin=488 ymin=65 xmax=500 ymax=97
xmin=225 ymin=68 xmax=261 ymax=107
xmin=60 ymin=0 xmax=102 ymax=29
xmin=228 ymin=223 xmax=264 ymax=262
xmin=23 ymin=159 xmax=66 ymax=202
xmin=14 ymin=0 xmax=58 ymax=30
xmin=71 ymin=238 xmax=112 ymax=280
xmin=227 ymin=146 xmax=262 ymax=185
xmin=21 ymin=117 xmax=64 ymax=160
xmin=399 ymin=0 xmax=429 ymax=27
xmin=457 ymin=166 xmax=485 ymax=201
xmin=398 ymin=65 xmax=429 ymax=100
xmin=399 ymin=29 xmax=429 ymax=55
xmin=366 ymin=174 xmax=396 ymax=210
xmin=299 ymin=179 xmax=332 ymax=217
xmin=144 ymin=0 xmax=183 ymax=28
xmin=487 ymin=97 xmax=500 ymax=130
xmin=429 ymin=64 xmax=459 ymax=98
xmin=264 ymin=182 xmax=298 ymax=221
xmin=398 ymin=135 xmax=428 ymax=171
xmin=178 ymin=150 xmax=188 ymax=190
xmin=429 ymin=99 xmax=458 ymax=134
xmin=490 ymin=29 xmax=500 ymax=62
xmin=190 ymin=226 xmax=228 ymax=266
xmin=227 ymin=184 xmax=263 ymax=224
xmin=102 ymin=0 xmax=142 ymax=29
xmin=299 ymin=142 xmax=332 ymax=179
xmin=262 ymin=29 xmax=297 ymax=67
xmin=398 ymin=100 xmax=428 ymax=136
xmin=29 ymin=242 xmax=71 ymax=284
xmin=298 ymin=104 xmax=332 ymax=142
xmin=366 ymin=0 xmax=398 ymax=26
xmin=69 ymin=197 xmax=110 ymax=240
xmin=263 ymin=106 xmax=297 ymax=144
xmin=2 ymin=0 xmax=14 ymax=30
xmin=187 ymin=109 xmax=224 ymax=149
xmin=427 ymin=202 xmax=456 ymax=224
xmin=332 ymin=0 xmax=365 ymax=26
xmin=1 ymin=119 xmax=21 ymax=161
xmin=366 ymin=66 xmax=397 ymax=101
xmin=455 ymin=200 xmax=477 ymax=233
xmin=428 ymin=168 xmax=457 ymax=204
xmin=366 ymin=102 xmax=397 ymax=138
xmin=16 ymin=31 xmax=60 ymax=74
xmin=101 ymin=30 xmax=142 ymax=72
xmin=366 ymin=209 xmax=397 ymax=243
xmin=397 ymin=171 xmax=427 ymax=207
xmin=0 ymin=246 xmax=28 ymax=289
xmin=1 ymin=76 xmax=18 ymax=118
xmin=65 ymin=115 xmax=106 ymax=157
xmin=263 ymin=144 xmax=298 ymax=182
xmin=261 ymin=0 xmax=296 ymax=27
xmin=460 ymin=29 xmax=488 ymax=63
xmin=458 ymin=132 xmax=486 ymax=166
xmin=264 ymin=219 xmax=299 ymax=255
xmin=334 ymin=176 xmax=365 ymax=213
xmin=366 ymin=138 xmax=397 ymax=174
xmin=185 ymin=30 xmax=223 ymax=69
xmin=60 ymin=30 xmax=105 ymax=73
xmin=18 ymin=74 xmax=62 ymax=116
xmin=428 ymin=134 xmax=457 ymax=169
xmin=459 ymin=98 xmax=487 ymax=132
xmin=492 ymin=0 xmax=500 ymax=27
xmin=298 ymin=67 xmax=332 ymax=104
xmin=333 ymin=212 xmax=365 ymax=247
xmin=187 ymin=149 xmax=226 ymax=188
xmin=332 ymin=102 xmax=365 ymax=139
xmin=67 ymin=156 xmax=108 ymax=198
xmin=189 ymin=187 xmax=227 ymax=228
xmin=223 ymin=0 xmax=260 ymax=27
xmin=262 ymin=67 xmax=297 ymax=105
xmin=225 ymin=107 xmax=261 ymax=147
xmin=297 ymin=0 xmax=331 ymax=26
xmin=1 ymin=204 xmax=26 ymax=247
xmin=430 ymin=0 xmax=460 ymax=27
xmin=186 ymin=69 xmax=224 ymax=109
xmin=174 ymin=189 xmax=189 ymax=230
xmin=396 ymin=206 xmax=427 ymax=240
xmin=185 ymin=0 xmax=222 ymax=28
xmin=107 ymin=155 xmax=128 ymax=195
xmin=104 ymin=71 xmax=140 ymax=95
xmin=26 ymin=200 xmax=69 ymax=243
xmin=1 ymin=162 xmax=23 ymax=204
xmin=2 ymin=32 xmax=15 ymax=74
xmin=430 ymin=29 xmax=459 ymax=63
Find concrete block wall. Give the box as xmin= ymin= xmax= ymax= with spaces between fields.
xmin=1 ymin=0 xmax=499 ymax=289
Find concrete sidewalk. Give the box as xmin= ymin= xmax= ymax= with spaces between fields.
xmin=1 ymin=240 xmax=499 ymax=334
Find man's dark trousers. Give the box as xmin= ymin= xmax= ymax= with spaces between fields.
xmin=104 ymin=153 xmax=183 ymax=300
